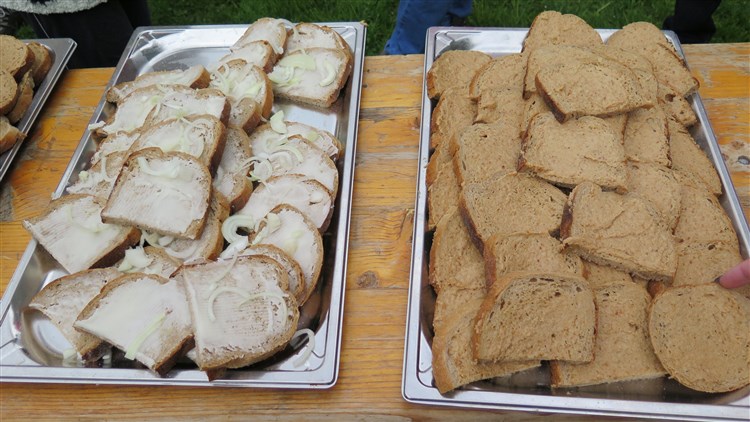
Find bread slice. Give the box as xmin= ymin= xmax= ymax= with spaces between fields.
xmin=212 ymin=127 xmax=253 ymax=212
xmin=0 ymin=35 xmax=34 ymax=79
xmin=468 ymin=53 xmax=527 ymax=99
xmin=474 ymin=87 xmax=525 ymax=131
xmin=90 ymin=131 xmax=140 ymax=166
xmin=427 ymin=152 xmax=460 ymax=232
xmin=26 ymin=41 xmax=52 ymax=85
xmin=430 ymin=86 xmax=476 ymax=150
xmin=673 ymin=241 xmax=742 ymax=287
xmin=285 ymin=22 xmax=349 ymax=54
xmin=519 ymin=112 xmax=627 ymax=190
xmin=144 ymin=200 xmax=224 ymax=263
xmin=582 ymin=261 xmax=634 ymax=289
xmin=249 ymin=204 xmax=324 ymax=305
xmin=674 ymin=184 xmax=738 ymax=247
xmin=23 ymin=194 xmax=140 ymax=274
xmin=551 ymin=282 xmax=665 ymax=388
xmin=0 ymin=69 xmax=19 ymax=115
xmin=460 ymin=172 xmax=567 ymax=250
xmin=623 ymin=107 xmax=670 ymax=167
xmin=451 ymin=122 xmax=522 ymax=186
xmin=648 ymin=283 xmax=750 ymax=393
xmin=269 ymin=47 xmax=352 ymax=108
xmin=523 ymin=45 xmax=603 ymax=98
xmin=0 ymin=115 xmax=22 ymax=154
xmin=520 ymin=92 xmax=549 ymax=138
xmin=658 ymin=83 xmax=697 ymax=127
xmin=522 ymin=10 xmax=601 ymax=52
xmin=426 ymin=50 xmax=492 ymax=100
xmin=234 ymin=17 xmax=288 ymax=55
xmin=433 ymin=286 xmax=485 ymax=334
xmin=625 ymin=162 xmax=681 ymax=230
xmin=75 ymin=274 xmax=194 ymax=376
xmin=239 ymin=244 xmax=305 ymax=304
xmin=561 ymin=182 xmax=677 ymax=281
xmin=216 ymin=40 xmax=278 ymax=74
xmin=102 ymin=148 xmax=212 ymax=240
xmin=27 ymin=268 xmax=122 ymax=361
xmin=66 ymin=150 xmax=129 ymax=199
xmin=248 ymin=120 xmax=342 ymax=161
xmin=7 ymin=70 xmax=34 ymax=124
xmin=484 ymin=232 xmax=583 ymax=289
xmin=668 ymin=117 xmax=722 ymax=196
xmin=106 ymin=65 xmax=211 ymax=104
xmin=429 ymin=207 xmax=486 ymax=294
xmin=115 ymin=245 xmax=181 ymax=278
xmin=473 ymin=272 xmax=596 ymax=363
xmin=210 ymin=60 xmax=273 ymax=128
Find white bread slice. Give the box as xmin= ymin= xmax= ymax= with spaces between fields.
xmin=249 ymin=120 xmax=342 ymax=161
xmin=26 ymin=267 xmax=122 ymax=361
xmin=0 ymin=115 xmax=23 ymax=154
xmin=551 ymin=282 xmax=666 ymax=387
xmin=101 ymin=148 xmax=211 ymax=240
xmin=522 ymin=10 xmax=602 ymax=53
xmin=249 ymin=204 xmax=324 ymax=305
xmin=673 ymin=241 xmax=742 ymax=287
xmin=216 ymin=40 xmax=278 ymax=74
xmin=285 ymin=23 xmax=349 ymax=54
xmin=473 ymin=272 xmax=596 ymax=363
xmin=128 ymin=115 xmax=227 ymax=173
xmin=75 ymin=274 xmax=194 ymax=376
xmin=451 ymin=122 xmax=521 ymax=186
xmin=7 ymin=70 xmax=34 ymax=124
xmin=426 ymin=50 xmax=492 ymax=100
xmin=23 ymin=194 xmax=140 ymax=274
xmin=561 ymin=182 xmax=677 ymax=281
xmin=66 ymin=150 xmax=128 ymax=199
xmin=106 ymin=65 xmax=211 ymax=104
xmin=668 ymin=117 xmax=722 ymax=196
xmin=144 ymin=87 xmax=230 ymax=128
xmin=212 ymin=127 xmax=253 ymax=212
xmin=90 ymin=131 xmax=140 ymax=166
xmin=27 ymin=41 xmax=53 ymax=85
xmin=429 ymin=207 xmax=486 ymax=294
xmin=649 ymin=283 xmax=750 ymax=393
xmin=674 ymin=184 xmax=738 ymax=247
xmin=237 ymin=174 xmax=333 ymax=231
xmin=623 ymin=106 xmax=670 ymax=167
xmin=269 ymin=47 xmax=352 ymax=108
xmin=175 ymin=255 xmax=299 ymax=377
xmin=234 ymin=17 xmax=288 ymax=55
xmin=210 ymin=60 xmax=273 ymax=127
xmin=0 ymin=69 xmax=19 ymax=115
xmin=468 ymin=53 xmax=527 ymax=99
xmin=239 ymin=244 xmax=305 ymax=305
xmin=115 ymin=245 xmax=181 ymax=278
xmin=626 ymin=162 xmax=681 ymax=230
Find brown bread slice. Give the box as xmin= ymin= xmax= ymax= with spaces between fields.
xmin=583 ymin=261 xmax=634 ymax=289
xmin=674 ymin=184 xmax=738 ymax=247
xmin=484 ymin=232 xmax=583 ymax=289
xmin=432 ymin=286 xmax=486 ymax=335
xmin=520 ymin=112 xmax=627 ymax=190
xmin=668 ymin=117 xmax=722 ymax=196
xmin=0 ymin=115 xmax=22 ymax=154
xmin=673 ymin=241 xmax=742 ymax=287
xmin=217 ymin=40 xmax=277 ymax=74
xmin=285 ymin=22 xmax=350 ymax=54
xmin=551 ymin=282 xmax=665 ymax=387
xmin=0 ymin=35 xmax=34 ymax=79
xmin=429 ymin=207 xmax=485 ymax=294
xmin=473 ymin=272 xmax=596 ymax=363
xmin=522 ymin=11 xmax=602 ymax=53
xmin=269 ymin=47 xmax=352 ymax=108
xmin=625 ymin=162 xmax=682 ymax=230
xmin=468 ymin=53 xmax=528 ymax=99
xmin=430 ymin=86 xmax=476 ymax=150
xmin=426 ymin=50 xmax=492 ymax=99
xmin=106 ymin=65 xmax=211 ymax=104
xmin=474 ymin=87 xmax=525 ymax=131
xmin=523 ymin=45 xmax=602 ymax=98
xmin=239 ymin=244 xmax=305 ymax=305
xmin=658 ymin=83 xmax=697 ymax=127
xmin=212 ymin=127 xmax=253 ymax=212
xmin=623 ymin=107 xmax=670 ymax=167
xmin=427 ymin=153 xmax=460 ymax=232
xmin=26 ymin=41 xmax=52 ymax=85
xmin=451 ymin=122 xmax=521 ymax=186
xmin=209 ymin=60 xmax=272 ymax=129
xmin=561 ymin=182 xmax=677 ymax=281
xmin=0 ymin=69 xmax=19 ymax=115
xmin=649 ymin=283 xmax=750 ymax=393
xmin=66 ymin=150 xmax=129 ymax=199
xmin=460 ymin=172 xmax=567 ymax=250
xmin=7 ymin=70 xmax=34 ymax=124
xmin=520 ymin=92 xmax=549 ymax=138
xmin=115 ymin=245 xmax=181 ymax=278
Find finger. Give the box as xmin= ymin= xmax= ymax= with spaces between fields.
xmin=719 ymin=259 xmax=750 ymax=289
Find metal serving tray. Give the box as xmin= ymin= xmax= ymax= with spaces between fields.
xmin=0 ymin=22 xmax=366 ymax=388
xmin=403 ymin=27 xmax=750 ymax=420
xmin=0 ymin=38 xmax=76 ymax=182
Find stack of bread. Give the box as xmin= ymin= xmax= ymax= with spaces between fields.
xmin=426 ymin=11 xmax=749 ymax=395
xmin=0 ymin=35 xmax=53 ymax=154
xmin=23 ymin=18 xmax=352 ymax=379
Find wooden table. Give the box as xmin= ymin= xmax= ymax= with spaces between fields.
xmin=1 ymin=44 xmax=748 ymax=420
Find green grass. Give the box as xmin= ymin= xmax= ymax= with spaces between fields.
xmin=15 ymin=0 xmax=750 ymax=55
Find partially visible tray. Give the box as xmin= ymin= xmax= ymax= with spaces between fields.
xmin=0 ymin=23 xmax=366 ymax=388
xmin=403 ymin=27 xmax=750 ymax=420
xmin=0 ymin=37 xmax=76 ymax=182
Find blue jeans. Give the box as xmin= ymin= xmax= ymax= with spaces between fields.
xmin=384 ymin=0 xmax=473 ymax=55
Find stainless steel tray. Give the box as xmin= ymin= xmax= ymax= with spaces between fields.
xmin=0 ymin=23 xmax=366 ymax=388
xmin=0 ymin=38 xmax=76 ymax=182
xmin=403 ymin=27 xmax=750 ymax=420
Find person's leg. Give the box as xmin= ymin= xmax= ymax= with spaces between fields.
xmin=663 ymin=0 xmax=722 ymax=43
xmin=385 ymin=0 xmax=470 ymax=55
xmin=117 ymin=0 xmax=152 ymax=28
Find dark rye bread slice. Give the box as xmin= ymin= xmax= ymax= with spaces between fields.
xmin=484 ymin=232 xmax=583 ymax=289
xmin=430 ymin=86 xmax=476 ymax=150
xmin=625 ymin=162 xmax=682 ymax=230
xmin=623 ymin=106 xmax=671 ymax=167
xmin=673 ymin=241 xmax=742 ymax=287
xmin=451 ymin=122 xmax=521 ymax=186
xmin=26 ymin=267 xmax=122 ymax=361
xmin=468 ymin=53 xmax=528 ymax=99
xmin=460 ymin=172 xmax=567 ymax=251
xmin=649 ymin=283 xmax=750 ymax=393
xmin=551 ymin=282 xmax=665 ymax=388
xmin=0 ymin=35 xmax=34 ymax=79
xmin=432 ymin=295 xmax=540 ymax=394
xmin=522 ymin=10 xmax=602 ymax=53
xmin=427 ymin=150 xmax=460 ymax=232
xmin=473 ymin=272 xmax=596 ymax=363
xmin=474 ymin=87 xmax=525 ymax=131
xmin=519 ymin=112 xmax=627 ymax=190
xmin=668 ymin=117 xmax=722 ymax=196
xmin=429 ymin=207 xmax=485 ymax=294
xmin=426 ymin=50 xmax=492 ymax=100
xmin=674 ymin=184 xmax=738 ymax=247
xmin=583 ymin=261 xmax=634 ymax=289
xmin=0 ymin=69 xmax=19 ymax=115
xmin=561 ymin=182 xmax=677 ymax=281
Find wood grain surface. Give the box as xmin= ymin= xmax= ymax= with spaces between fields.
xmin=1 ymin=44 xmax=748 ymax=421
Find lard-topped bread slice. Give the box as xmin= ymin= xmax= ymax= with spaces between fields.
xmin=451 ymin=122 xmax=521 ymax=186
xmin=75 ymin=274 xmax=194 ymax=376
xmin=249 ymin=120 xmax=342 ymax=161
xmin=285 ymin=23 xmax=350 ymax=55
xmin=239 ymin=244 xmax=305 ymax=304
xmin=522 ymin=11 xmax=602 ymax=52
xmin=269 ymin=47 xmax=353 ymax=108
xmin=426 ymin=50 xmax=492 ymax=100
xmin=234 ymin=17 xmax=288 ymax=55
xmin=66 ymin=150 xmax=129 ymax=199
xmin=668 ymin=117 xmax=722 ymax=196
xmin=90 ymin=131 xmax=140 ymax=166
xmin=212 ymin=127 xmax=253 ymax=212
xmin=210 ymin=60 xmax=273 ymax=128
xmin=23 ymin=194 xmax=140 ymax=274
xmin=106 ymin=65 xmax=211 ymax=104
xmin=115 ymin=245 xmax=181 ymax=278
xmin=102 ymin=149 xmax=211 ymax=240
xmin=216 ymin=40 xmax=278 ymax=74
xmin=429 ymin=207 xmax=486 ymax=293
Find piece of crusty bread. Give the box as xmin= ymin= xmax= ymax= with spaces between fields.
xmin=625 ymin=162 xmax=682 ymax=230
xmin=460 ymin=172 xmax=567 ymax=250
xmin=668 ymin=117 xmax=722 ymax=196
xmin=234 ymin=17 xmax=288 ymax=55
xmin=523 ymin=45 xmax=603 ymax=98
xmin=106 ymin=65 xmax=211 ymax=104
xmin=239 ymin=244 xmax=305 ymax=305
xmin=210 ymin=60 xmax=273 ymax=129
xmin=432 ymin=286 xmax=485 ymax=334
xmin=484 ymin=232 xmax=583 ymax=289
xmin=522 ymin=10 xmax=602 ymax=52
xmin=0 ymin=69 xmax=19 ymax=115
xmin=247 ymin=120 xmax=342 ymax=161
xmin=430 ymin=86 xmax=476 ymax=150
xmin=286 ymin=22 xmax=350 ymax=54
xmin=115 ymin=245 xmax=181 ymax=278
xmin=451 ymin=122 xmax=521 ymax=186
xmin=658 ymin=83 xmax=697 ymax=128
xmin=673 ymin=184 xmax=738 ymax=247
xmin=270 ymin=47 xmax=352 ymax=108
xmin=176 ymin=255 xmax=298 ymax=378
xmin=473 ymin=272 xmax=596 ymax=363
xmin=551 ymin=282 xmax=665 ymax=388
xmin=102 ymin=148 xmax=212 ymax=240
xmin=648 ymin=283 xmax=750 ymax=393
xmin=75 ymin=274 xmax=194 ymax=376
xmin=0 ymin=35 xmax=34 ymax=79
xmin=90 ymin=130 xmax=140 ymax=166
xmin=582 ymin=261 xmax=634 ymax=289
xmin=474 ymin=87 xmax=525 ymax=131
xmin=0 ymin=115 xmax=22 ymax=154
xmin=147 ymin=201 xmax=224 ymax=263
xmin=27 ymin=267 xmax=122 ymax=361
xmin=429 ymin=207 xmax=486 ymax=294
xmin=519 ymin=112 xmax=627 ymax=190
xmin=426 ymin=50 xmax=492 ymax=100
xmin=23 ymin=194 xmax=140 ymax=274
xmin=427 ymin=150 xmax=460 ymax=232
xmin=468 ymin=53 xmax=527 ymax=99
xmin=26 ymin=41 xmax=52 ymax=85
xmin=561 ymin=182 xmax=677 ymax=281
xmin=673 ymin=241 xmax=742 ymax=287
xmin=212 ymin=127 xmax=253 ymax=212
xmin=7 ymin=70 xmax=34 ymax=124
xmin=520 ymin=92 xmax=549 ymax=138
xmin=623 ymin=106 xmax=671 ymax=167
xmin=217 ymin=40 xmax=278 ymax=74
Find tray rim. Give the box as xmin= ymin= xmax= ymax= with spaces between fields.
xmin=402 ymin=26 xmax=750 ymax=420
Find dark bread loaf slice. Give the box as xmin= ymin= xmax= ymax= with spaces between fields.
xmin=674 ymin=184 xmax=738 ymax=247
xmin=648 ymin=283 xmax=750 ymax=393
xmin=106 ymin=65 xmax=211 ymax=104
xmin=451 ymin=122 xmax=521 ymax=186
xmin=625 ymin=162 xmax=681 ymax=230
xmin=522 ymin=10 xmax=602 ymax=52
xmin=673 ymin=241 xmax=742 ymax=287
xmin=0 ymin=69 xmax=19 ymax=115
xmin=668 ymin=117 xmax=722 ymax=196
xmin=0 ymin=35 xmax=34 ymax=79
xmin=7 ymin=70 xmax=34 ymax=124
xmin=623 ymin=107 xmax=670 ymax=167
xmin=427 ymin=151 xmax=460 ymax=232
xmin=551 ymin=282 xmax=665 ymax=388
xmin=468 ymin=53 xmax=527 ymax=99
xmin=426 ymin=50 xmax=492 ymax=100
xmin=561 ymin=182 xmax=677 ymax=281
xmin=523 ymin=45 xmax=604 ymax=98
xmin=430 ymin=86 xmax=476 ymax=150
xmin=429 ymin=207 xmax=486 ymax=294
xmin=75 ymin=274 xmax=194 ymax=376
xmin=239 ymin=244 xmax=305 ymax=304
xmin=473 ymin=272 xmax=596 ymax=363
xmin=0 ymin=115 xmax=22 ymax=154
xmin=583 ymin=261 xmax=634 ymax=289
xmin=27 ymin=267 xmax=122 ymax=361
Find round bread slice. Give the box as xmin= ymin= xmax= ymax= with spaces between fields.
xmin=649 ymin=283 xmax=750 ymax=393
xmin=0 ymin=35 xmax=34 ymax=79
xmin=0 ymin=69 xmax=19 ymax=115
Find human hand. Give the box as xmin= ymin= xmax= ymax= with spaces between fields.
xmin=718 ymin=258 xmax=750 ymax=289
